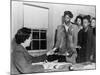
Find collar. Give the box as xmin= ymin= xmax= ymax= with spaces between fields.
xmin=84 ymin=27 xmax=89 ymax=32
xmin=64 ymin=22 xmax=71 ymax=26
xmin=63 ymin=22 xmax=72 ymax=27
xmin=63 ymin=23 xmax=69 ymax=32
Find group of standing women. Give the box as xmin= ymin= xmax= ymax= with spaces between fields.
xmin=74 ymin=15 xmax=96 ymax=63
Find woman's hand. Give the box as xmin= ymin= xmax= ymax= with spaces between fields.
xmin=76 ymin=45 xmax=81 ymax=49
xmin=90 ymin=55 xmax=93 ymax=61
xmin=47 ymin=50 xmax=54 ymax=56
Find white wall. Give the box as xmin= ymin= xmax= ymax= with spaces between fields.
xmin=11 ymin=1 xmax=24 ymax=39
xmin=24 ymin=4 xmax=49 ymax=29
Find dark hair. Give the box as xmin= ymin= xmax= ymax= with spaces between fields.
xmin=83 ymin=15 xmax=91 ymax=23
xmin=64 ymin=11 xmax=73 ymax=18
xmin=91 ymin=17 xmax=96 ymax=21
xmin=74 ymin=15 xmax=83 ymax=25
xmin=15 ymin=27 xmax=31 ymax=44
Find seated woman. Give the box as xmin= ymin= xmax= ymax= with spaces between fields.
xmin=11 ymin=27 xmax=44 ymax=74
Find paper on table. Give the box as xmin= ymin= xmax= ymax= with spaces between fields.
xmin=70 ymin=63 xmax=96 ymax=70
xmin=43 ymin=62 xmax=72 ymax=70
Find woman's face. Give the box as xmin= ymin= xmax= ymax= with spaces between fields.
xmin=77 ymin=18 xmax=82 ymax=26
xmin=83 ymin=19 xmax=90 ymax=28
xmin=24 ymin=34 xmax=32 ymax=47
xmin=91 ymin=19 xmax=96 ymax=28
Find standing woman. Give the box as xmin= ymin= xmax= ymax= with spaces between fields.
xmin=77 ymin=15 xmax=93 ymax=63
xmin=74 ymin=15 xmax=83 ymax=63
xmin=74 ymin=15 xmax=83 ymax=32
xmin=11 ymin=27 xmax=44 ymax=74
xmin=91 ymin=17 xmax=96 ymax=35
xmin=90 ymin=17 xmax=96 ymax=62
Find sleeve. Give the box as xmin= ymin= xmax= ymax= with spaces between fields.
xmin=88 ymin=29 xmax=95 ymax=55
xmin=54 ymin=26 xmax=63 ymax=49
xmin=72 ymin=26 xmax=78 ymax=48
xmin=14 ymin=52 xmax=44 ymax=74
xmin=77 ymin=30 xmax=82 ymax=46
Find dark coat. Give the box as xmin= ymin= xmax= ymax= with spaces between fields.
xmin=77 ymin=27 xmax=95 ymax=62
xmin=91 ymin=27 xmax=96 ymax=62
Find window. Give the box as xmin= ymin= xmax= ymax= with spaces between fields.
xmin=23 ymin=4 xmax=48 ymax=51
xmin=26 ymin=29 xmax=47 ymax=50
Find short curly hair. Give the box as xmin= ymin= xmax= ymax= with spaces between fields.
xmin=74 ymin=15 xmax=83 ymax=25
xmin=64 ymin=11 xmax=73 ymax=18
xmin=83 ymin=15 xmax=91 ymax=23
xmin=91 ymin=17 xmax=96 ymax=21
xmin=15 ymin=27 xmax=31 ymax=44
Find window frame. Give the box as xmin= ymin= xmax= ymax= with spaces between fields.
xmin=27 ymin=28 xmax=47 ymax=51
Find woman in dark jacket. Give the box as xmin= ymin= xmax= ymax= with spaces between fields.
xmin=74 ymin=15 xmax=83 ymax=63
xmin=90 ymin=17 xmax=96 ymax=62
xmin=77 ymin=15 xmax=94 ymax=63
xmin=11 ymin=27 xmax=44 ymax=74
